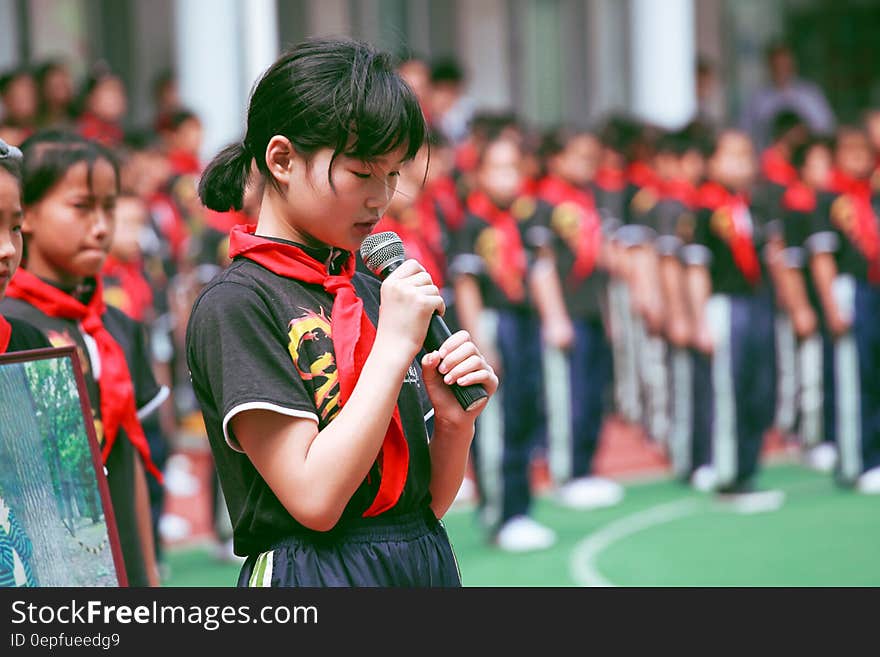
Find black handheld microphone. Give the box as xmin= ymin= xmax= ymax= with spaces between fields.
xmin=360 ymin=231 xmax=489 ymax=412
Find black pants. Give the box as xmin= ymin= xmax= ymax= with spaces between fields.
xmin=237 ymin=508 xmax=461 ymax=587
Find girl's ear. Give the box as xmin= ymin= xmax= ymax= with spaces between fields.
xmin=265 ymin=135 xmax=296 ymax=188
xmin=21 ymin=207 xmax=37 ymax=237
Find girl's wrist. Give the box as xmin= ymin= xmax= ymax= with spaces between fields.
xmin=432 ymin=416 xmax=476 ymax=443
xmin=371 ymin=334 xmax=419 ymax=370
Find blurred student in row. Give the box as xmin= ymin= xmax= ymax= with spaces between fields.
xmin=450 ymin=129 xmax=554 ymax=552
xmin=0 ymin=131 xmax=167 ymax=585
xmin=532 ymin=126 xmax=622 ymax=510
xmin=682 ymin=129 xmax=782 ymax=503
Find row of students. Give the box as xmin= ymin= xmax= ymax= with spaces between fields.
xmin=0 ymin=134 xmax=166 ymax=586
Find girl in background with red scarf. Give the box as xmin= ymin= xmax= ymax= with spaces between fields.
xmin=682 ymin=130 xmax=782 ymax=501
xmin=0 ymin=133 xmax=165 ymax=586
xmin=187 ymin=38 xmax=497 ymax=587
xmin=448 ymin=132 xmax=555 ymax=553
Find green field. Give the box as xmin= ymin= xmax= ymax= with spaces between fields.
xmin=162 ymin=463 xmax=880 ymax=587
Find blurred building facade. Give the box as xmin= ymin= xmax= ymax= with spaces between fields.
xmin=1 ymin=0 xmax=878 ymax=160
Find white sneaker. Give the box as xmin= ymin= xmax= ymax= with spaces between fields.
xmin=856 ymin=466 xmax=880 ymax=494
xmin=495 ymin=515 xmax=557 ymax=553
xmin=691 ymin=465 xmax=718 ymax=493
xmin=804 ymin=443 xmax=838 ymax=473
xmin=717 ymin=489 xmax=786 ymax=514
xmin=556 ymin=477 xmax=624 ymax=510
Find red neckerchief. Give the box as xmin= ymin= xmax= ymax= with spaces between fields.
xmin=426 ymin=177 xmax=465 ymax=232
xmin=466 ymin=191 xmax=528 ymax=303
xmin=227 ymin=225 xmax=409 ymax=517
xmin=537 ymin=175 xmax=602 ymax=281
xmin=167 ymin=149 xmax=202 ymax=177
xmin=77 ymin=112 xmax=123 ymax=148
xmin=660 ymin=178 xmax=700 ymax=209
xmin=413 ymin=193 xmax=445 ymax=258
xmin=375 ymin=213 xmax=445 ymax=289
xmin=149 ymin=192 xmax=189 ymax=264
xmin=519 ymin=178 xmax=538 ymax=197
xmin=699 ymin=181 xmax=762 ymax=285
xmin=829 ymin=170 xmax=880 ymax=282
xmin=454 ymin=140 xmax=479 ymax=173
xmin=761 ymin=146 xmax=798 ymax=187
xmin=6 ymin=270 xmax=163 ymax=482
xmin=627 ymin=161 xmax=658 ymax=190
xmin=0 ymin=315 xmax=10 ymax=353
xmin=782 ymin=182 xmax=817 ymax=213
xmin=595 ymin=166 xmax=627 ymax=193
xmin=102 ymin=256 xmax=154 ymax=322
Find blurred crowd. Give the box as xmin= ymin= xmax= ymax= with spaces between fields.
xmin=2 ymin=38 xmax=879 ymax=569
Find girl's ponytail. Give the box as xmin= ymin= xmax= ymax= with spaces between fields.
xmin=198 ymin=141 xmax=251 ymax=212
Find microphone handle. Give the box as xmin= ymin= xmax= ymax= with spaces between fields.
xmin=375 ymin=259 xmax=488 ymax=411
xmin=424 ymin=313 xmax=489 ymax=412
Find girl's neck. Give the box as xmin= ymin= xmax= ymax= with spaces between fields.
xmin=257 ymin=188 xmax=323 ymax=248
xmin=24 ymin=251 xmax=85 ymax=290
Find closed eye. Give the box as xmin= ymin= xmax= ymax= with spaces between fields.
xmin=351 ymin=171 xmax=372 ymax=179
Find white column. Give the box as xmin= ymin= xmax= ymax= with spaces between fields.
xmin=0 ymin=0 xmax=19 ymax=71
xmin=630 ymin=0 xmax=696 ymax=129
xmin=241 ymin=0 xmax=280 ymax=94
xmin=307 ymin=0 xmax=351 ymax=36
xmin=456 ymin=0 xmax=511 ymax=110
xmin=174 ymin=0 xmax=245 ymax=162
xmin=586 ymin=0 xmax=630 ymax=120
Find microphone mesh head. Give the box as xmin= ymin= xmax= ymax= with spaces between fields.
xmin=360 ymin=231 xmax=405 ymax=276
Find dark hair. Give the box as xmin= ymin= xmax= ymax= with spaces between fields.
xmin=0 ymin=139 xmax=23 ymax=183
xmin=166 ymin=108 xmax=200 ymax=132
xmin=770 ymin=109 xmax=806 ymax=142
xmin=19 ymin=130 xmax=120 ymax=206
xmin=696 ymin=55 xmax=715 ymax=77
xmin=152 ymin=69 xmax=176 ymax=99
xmin=0 ymin=66 xmax=33 ymax=96
xmin=765 ymin=40 xmax=792 ymax=62
xmin=199 ymin=37 xmax=427 ymax=212
xmin=123 ymin=127 xmax=162 ymax=152
xmin=790 ymin=136 xmax=832 ymax=170
xmin=430 ymin=57 xmax=464 ymax=85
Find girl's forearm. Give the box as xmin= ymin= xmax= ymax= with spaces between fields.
xmin=235 ymin=335 xmax=415 ymax=531
xmin=428 ymin=421 xmax=476 ymax=518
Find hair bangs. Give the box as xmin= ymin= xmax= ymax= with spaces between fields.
xmin=345 ymin=64 xmax=426 ymax=163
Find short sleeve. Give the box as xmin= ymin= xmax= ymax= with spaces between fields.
xmin=129 ymin=321 xmax=167 ymax=418
xmin=681 ymin=209 xmax=712 ymax=266
xmin=803 ymin=196 xmax=840 ymax=256
xmin=186 ymin=281 xmax=320 ymax=452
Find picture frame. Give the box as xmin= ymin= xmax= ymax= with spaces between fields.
xmin=0 ymin=346 xmax=127 ymax=587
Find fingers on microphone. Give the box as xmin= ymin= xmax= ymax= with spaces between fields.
xmin=442 ymin=354 xmax=484 ymax=385
xmin=401 ymin=259 xmax=427 ymax=276
xmin=437 ymin=330 xmax=472 ymax=358
xmin=437 ymin=339 xmax=477 ymax=374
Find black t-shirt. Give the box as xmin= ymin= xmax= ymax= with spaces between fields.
xmin=807 ymin=191 xmax=880 ymax=283
xmin=681 ymin=201 xmax=773 ymax=296
xmin=526 ymin=198 xmax=608 ymax=320
xmin=185 ymin=245 xmax=435 ymax=557
xmin=652 ymin=198 xmax=697 ymax=258
xmin=0 ymin=281 xmax=166 ymax=587
xmin=780 ymin=191 xmax=836 ymax=317
xmin=618 ymin=182 xmax=659 ymax=247
xmin=3 ymin=315 xmax=51 ymax=352
xmin=449 ymin=195 xmax=547 ymax=313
